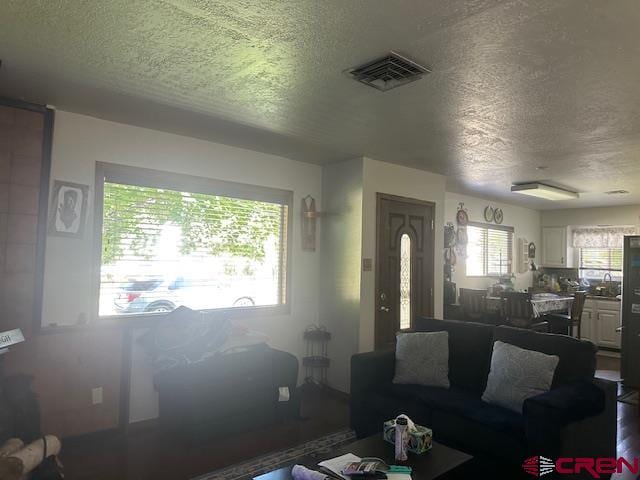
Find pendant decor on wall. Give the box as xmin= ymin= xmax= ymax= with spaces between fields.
xmin=517 ymin=238 xmax=530 ymax=274
xmin=444 ymin=247 xmax=457 ymax=266
xmin=444 ymin=222 xmax=457 ymax=269
xmin=301 ymin=195 xmax=317 ymax=251
xmin=456 ymin=228 xmax=468 ymax=246
xmin=444 ymin=223 xmax=456 ymax=248
xmin=456 ymin=204 xmax=469 ymax=226
xmin=455 ymin=203 xmax=468 ymax=259
xmin=443 ymin=221 xmax=456 ymax=305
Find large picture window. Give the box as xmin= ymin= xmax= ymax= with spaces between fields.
xmin=96 ymin=163 xmax=291 ymax=318
xmin=466 ymin=222 xmax=514 ymax=277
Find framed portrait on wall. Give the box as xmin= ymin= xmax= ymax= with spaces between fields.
xmin=48 ymin=180 xmax=89 ymax=238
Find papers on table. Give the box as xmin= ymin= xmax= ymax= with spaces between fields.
xmin=318 ymin=453 xmax=361 ymax=479
xmin=317 ymin=453 xmax=412 ymax=480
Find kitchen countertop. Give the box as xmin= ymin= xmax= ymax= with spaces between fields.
xmin=535 ymin=292 xmax=622 ymax=301
xmin=586 ymin=294 xmax=621 ymax=301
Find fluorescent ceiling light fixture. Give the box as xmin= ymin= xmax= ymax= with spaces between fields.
xmin=511 ymin=183 xmax=579 ymax=201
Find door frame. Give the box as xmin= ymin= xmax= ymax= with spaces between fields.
xmin=375 ymin=193 xmax=436 ymax=347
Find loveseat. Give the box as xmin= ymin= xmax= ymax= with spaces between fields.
xmin=155 ymin=344 xmax=299 ymax=438
xmin=351 ymin=318 xmax=616 ymax=468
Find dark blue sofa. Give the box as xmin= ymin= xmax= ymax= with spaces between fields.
xmin=351 ymin=318 xmax=617 ymax=468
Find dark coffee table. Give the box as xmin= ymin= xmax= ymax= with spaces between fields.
xmin=255 ymin=434 xmax=472 ymax=480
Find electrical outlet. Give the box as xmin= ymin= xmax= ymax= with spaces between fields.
xmin=91 ymin=387 xmax=103 ymax=405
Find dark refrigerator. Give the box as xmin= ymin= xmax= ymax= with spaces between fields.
xmin=621 ymin=235 xmax=640 ymax=388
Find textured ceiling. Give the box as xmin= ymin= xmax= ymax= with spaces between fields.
xmin=1 ymin=0 xmax=639 ymax=209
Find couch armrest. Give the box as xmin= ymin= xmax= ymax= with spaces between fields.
xmin=524 ymin=380 xmax=605 ymax=427
xmin=559 ymin=377 xmax=617 ymax=460
xmin=523 ymin=379 xmax=614 ymax=458
xmin=350 ymin=350 xmax=395 ymax=397
xmin=350 ymin=350 xmax=395 ymax=436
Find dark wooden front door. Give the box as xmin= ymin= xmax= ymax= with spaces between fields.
xmin=375 ymin=194 xmax=435 ymax=349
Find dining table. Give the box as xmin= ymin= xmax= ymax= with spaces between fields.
xmin=486 ymin=292 xmax=574 ymax=318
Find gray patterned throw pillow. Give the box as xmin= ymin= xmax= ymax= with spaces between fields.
xmin=393 ymin=332 xmax=450 ymax=388
xmin=482 ymin=341 xmax=559 ymax=413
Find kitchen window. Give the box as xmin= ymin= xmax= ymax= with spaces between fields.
xmin=572 ymin=225 xmax=636 ymax=281
xmin=95 ymin=163 xmax=292 ymax=318
xmin=466 ymin=222 xmax=514 ymax=277
xmin=579 ymin=247 xmax=623 ymax=281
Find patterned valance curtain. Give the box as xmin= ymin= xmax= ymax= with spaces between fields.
xmin=572 ymin=226 xmax=638 ymax=248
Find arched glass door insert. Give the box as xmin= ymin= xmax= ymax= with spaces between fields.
xmin=399 ymin=233 xmax=411 ymax=329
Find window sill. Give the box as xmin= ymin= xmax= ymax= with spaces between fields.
xmin=38 ymin=304 xmax=291 ymax=334
xmin=103 ymin=303 xmax=291 ymax=327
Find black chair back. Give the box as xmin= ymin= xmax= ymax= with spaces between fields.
xmin=571 ymin=291 xmax=587 ymax=337
xmin=500 ymin=291 xmax=534 ymax=328
xmin=459 ymin=288 xmax=487 ymax=321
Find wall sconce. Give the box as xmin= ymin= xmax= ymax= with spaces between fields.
xmin=302 ymin=195 xmax=319 ymax=252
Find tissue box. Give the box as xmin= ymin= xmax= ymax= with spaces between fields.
xmin=383 ymin=419 xmax=433 ymax=455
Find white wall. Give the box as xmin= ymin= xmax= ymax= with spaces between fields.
xmin=43 ymin=110 xmax=322 ymax=422
xmin=359 ymin=158 xmax=446 ymax=353
xmin=318 ymin=157 xmax=448 ymax=392
xmin=541 ymin=205 xmax=640 ymax=228
xmin=444 ymin=192 xmax=541 ymax=292
xmin=319 ymin=158 xmax=363 ymax=392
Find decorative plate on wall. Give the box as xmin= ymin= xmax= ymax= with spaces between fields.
xmin=493 ymin=208 xmax=504 ymax=224
xmin=484 ymin=206 xmax=494 ymax=223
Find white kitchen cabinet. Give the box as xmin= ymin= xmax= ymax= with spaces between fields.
xmin=580 ymin=306 xmax=595 ymax=343
xmin=595 ymin=300 xmax=621 ymax=349
xmin=542 ymin=227 xmax=569 ymax=267
xmin=579 ymin=299 xmax=621 ymax=349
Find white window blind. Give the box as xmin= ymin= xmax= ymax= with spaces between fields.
xmin=96 ymin=164 xmax=291 ymax=317
xmin=579 ymin=247 xmax=622 ymax=280
xmin=466 ymin=223 xmax=513 ymax=277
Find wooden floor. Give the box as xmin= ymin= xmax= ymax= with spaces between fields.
xmin=615 ymin=397 xmax=640 ymax=480
xmin=60 ymin=386 xmax=350 ymax=480
xmin=60 ymin=357 xmax=639 ymax=480
xmin=598 ymin=355 xmax=640 ymax=480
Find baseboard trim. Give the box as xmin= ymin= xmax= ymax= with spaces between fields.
xmin=323 ymin=385 xmax=350 ymax=401
xmin=298 ymin=382 xmax=350 ymax=401
xmin=127 ymin=417 xmax=159 ymax=432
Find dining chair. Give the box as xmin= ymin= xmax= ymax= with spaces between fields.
xmin=500 ymin=291 xmax=550 ymax=333
xmin=459 ymin=288 xmax=487 ymax=322
xmin=545 ymin=291 xmax=587 ymax=337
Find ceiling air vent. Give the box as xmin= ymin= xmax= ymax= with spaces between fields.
xmin=347 ymin=51 xmax=431 ymax=91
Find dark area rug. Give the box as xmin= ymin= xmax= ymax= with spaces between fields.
xmin=192 ymin=429 xmax=356 ymax=480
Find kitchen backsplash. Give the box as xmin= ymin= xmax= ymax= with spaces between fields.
xmin=538 ymin=267 xmax=622 ymax=295
xmin=540 ymin=267 xmax=579 ymax=280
